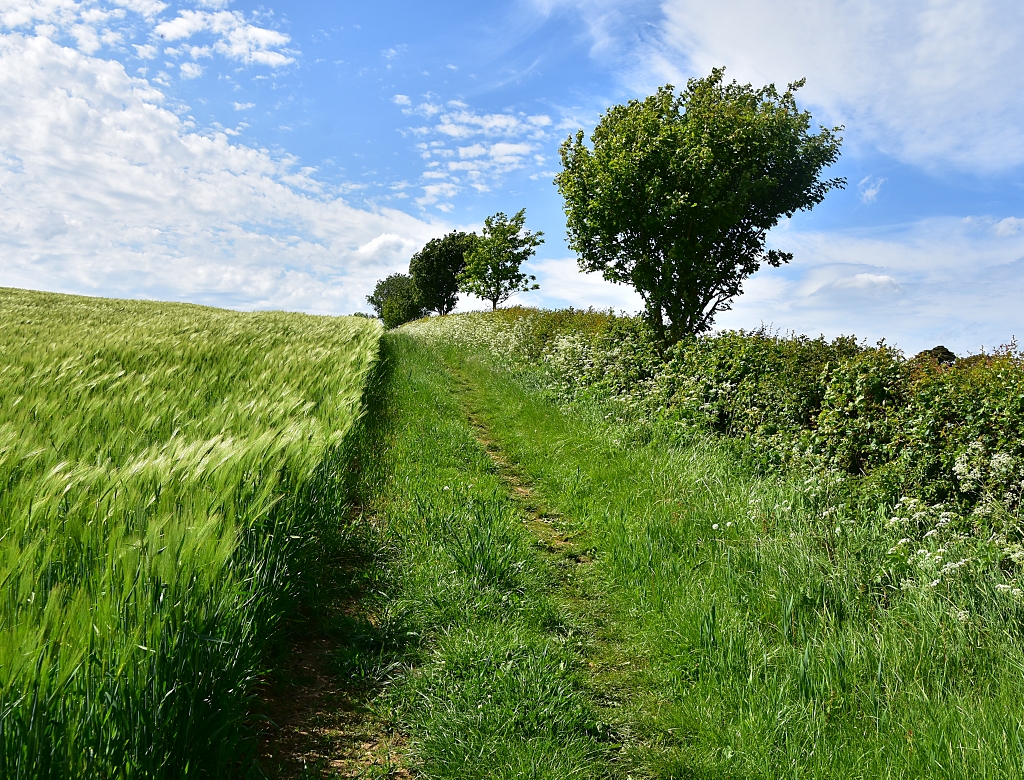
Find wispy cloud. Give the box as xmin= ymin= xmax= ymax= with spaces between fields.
xmin=153 ymin=8 xmax=294 ymax=67
xmin=399 ymin=99 xmax=557 ymax=210
xmin=0 ymin=30 xmax=444 ymax=314
xmin=858 ymin=175 xmax=885 ymax=203
xmin=546 ymin=0 xmax=1024 ymax=174
xmin=717 ymin=216 xmax=1024 ymax=353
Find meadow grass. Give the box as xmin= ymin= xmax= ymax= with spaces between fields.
xmin=352 ymin=333 xmax=609 ymax=778
xmin=0 ymin=288 xmax=380 ymax=778
xmin=435 ymin=338 xmax=1024 ymax=779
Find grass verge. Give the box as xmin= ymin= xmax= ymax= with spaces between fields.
xmin=441 ymin=340 xmax=1024 ymax=779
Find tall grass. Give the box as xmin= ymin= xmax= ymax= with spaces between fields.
xmin=0 ymin=288 xmax=380 ymax=778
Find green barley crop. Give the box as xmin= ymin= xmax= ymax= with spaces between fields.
xmin=0 ymin=288 xmax=381 ymax=778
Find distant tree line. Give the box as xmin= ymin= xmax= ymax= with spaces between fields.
xmin=367 ymin=209 xmax=543 ymax=329
xmin=367 ymin=68 xmax=843 ymax=342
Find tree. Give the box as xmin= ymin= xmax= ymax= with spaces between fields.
xmin=556 ymin=68 xmax=844 ymax=347
xmin=409 ymin=231 xmax=478 ymax=315
xmin=458 ymin=210 xmax=543 ymax=310
xmin=366 ymin=273 xmax=424 ymax=329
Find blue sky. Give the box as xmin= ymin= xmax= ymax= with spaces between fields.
xmin=1 ymin=0 xmax=1022 ymax=354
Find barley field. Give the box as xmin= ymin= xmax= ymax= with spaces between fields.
xmin=0 ymin=288 xmax=380 ymax=778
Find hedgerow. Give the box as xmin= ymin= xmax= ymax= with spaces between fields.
xmin=406 ymin=308 xmax=1024 ymax=582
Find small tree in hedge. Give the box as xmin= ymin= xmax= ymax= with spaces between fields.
xmin=409 ymin=231 xmax=478 ymax=315
xmin=367 ymin=273 xmax=424 ymax=329
xmin=459 ymin=210 xmax=543 ymax=310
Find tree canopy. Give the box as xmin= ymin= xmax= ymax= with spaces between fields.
xmin=556 ymin=68 xmax=844 ymax=346
xmin=458 ymin=210 xmax=543 ymax=310
xmin=409 ymin=231 xmax=478 ymax=315
xmin=366 ymin=273 xmax=424 ymax=329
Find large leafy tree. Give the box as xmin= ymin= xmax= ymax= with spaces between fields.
xmin=409 ymin=231 xmax=478 ymax=315
xmin=556 ymin=69 xmax=844 ymax=347
xmin=366 ymin=273 xmax=424 ymax=329
xmin=458 ymin=210 xmax=543 ymax=310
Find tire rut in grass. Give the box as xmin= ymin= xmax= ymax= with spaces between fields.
xmin=458 ymin=381 xmax=589 ymax=568
xmin=450 ymin=370 xmax=642 ymax=777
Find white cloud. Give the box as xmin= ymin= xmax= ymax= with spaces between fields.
xmin=858 ymin=175 xmax=885 ymax=203
xmin=151 ymin=8 xmax=206 ymax=38
xmin=178 ymin=60 xmax=201 ymax=78
xmin=70 ymin=21 xmax=100 ymax=52
xmin=392 ymin=93 xmax=411 ymax=106
xmin=415 ymin=181 xmax=459 ymax=208
xmin=436 ymin=110 xmax=539 ymax=138
xmin=829 ymin=273 xmax=900 ymax=292
xmin=113 ymin=0 xmax=167 ymax=16
xmin=715 ymin=217 xmax=1024 ymax=354
xmin=994 ymin=217 xmax=1024 ymax=237
xmin=164 ymin=43 xmax=211 ymax=59
xmin=232 ymin=101 xmax=254 ymax=111
xmin=549 ymin=0 xmax=1024 ymax=173
xmin=1 ymin=0 xmax=292 ymax=70
xmin=404 ymin=101 xmax=441 ymax=117
xmin=0 ymin=33 xmax=443 ymax=314
xmin=529 ymin=257 xmax=645 ymax=313
xmin=402 ymin=103 xmax=556 ymax=207
xmin=489 ymin=142 xmax=533 ymax=162
xmin=153 ymin=9 xmax=294 ymax=67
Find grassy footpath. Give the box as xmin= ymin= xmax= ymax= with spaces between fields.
xmin=438 ymin=342 xmax=1024 ymax=779
xmin=351 ymin=333 xmax=610 ymax=779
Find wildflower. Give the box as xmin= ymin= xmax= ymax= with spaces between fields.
xmin=712 ymin=523 xmax=720 ymax=530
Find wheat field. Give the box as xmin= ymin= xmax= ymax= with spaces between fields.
xmin=0 ymin=288 xmax=380 ymax=778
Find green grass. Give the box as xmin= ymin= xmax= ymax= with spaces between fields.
xmin=351 ymin=333 xmax=609 ymax=778
xmin=0 ymin=288 xmax=380 ymax=778
xmin=428 ymin=334 xmax=1024 ymax=779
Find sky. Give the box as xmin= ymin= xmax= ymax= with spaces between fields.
xmin=1 ymin=0 xmax=1022 ymax=355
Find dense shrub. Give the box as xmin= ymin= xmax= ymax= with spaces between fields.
xmin=899 ymin=349 xmax=1024 ymax=511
